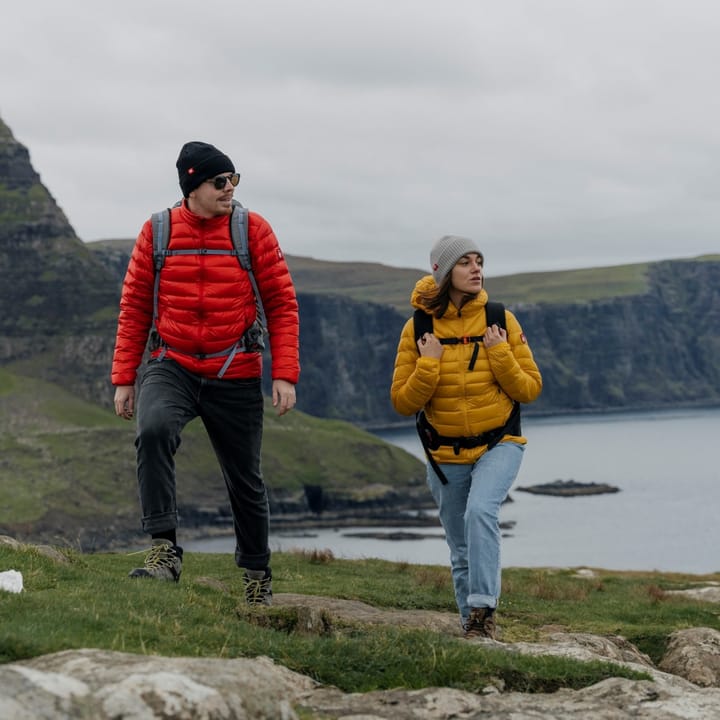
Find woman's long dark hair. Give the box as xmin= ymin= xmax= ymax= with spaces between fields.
xmin=416 ymin=275 xmax=479 ymax=319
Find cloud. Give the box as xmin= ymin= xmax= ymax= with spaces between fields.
xmin=2 ymin=0 xmax=719 ymax=277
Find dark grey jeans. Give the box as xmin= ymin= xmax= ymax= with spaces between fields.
xmin=135 ymin=359 xmax=270 ymax=570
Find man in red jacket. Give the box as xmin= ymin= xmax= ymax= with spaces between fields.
xmin=111 ymin=141 xmax=300 ymax=605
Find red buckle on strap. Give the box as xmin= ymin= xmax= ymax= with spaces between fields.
xmin=461 ymin=336 xmax=470 ymax=344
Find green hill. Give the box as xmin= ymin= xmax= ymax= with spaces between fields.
xmin=0 ymin=368 xmax=426 ymax=549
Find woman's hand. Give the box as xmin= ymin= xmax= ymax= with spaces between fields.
xmin=483 ymin=324 xmax=507 ymax=348
xmin=417 ymin=333 xmax=444 ymax=358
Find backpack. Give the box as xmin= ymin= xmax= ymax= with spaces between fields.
xmin=413 ymin=301 xmax=506 ymax=372
xmin=149 ymin=200 xmax=267 ymax=378
xmin=412 ymin=301 xmax=520 ymax=483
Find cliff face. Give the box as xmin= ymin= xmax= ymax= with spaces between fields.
xmin=515 ymin=259 xmax=720 ymax=414
xmin=281 ymin=257 xmax=720 ymax=424
xmin=265 ymin=293 xmax=405 ymax=424
xmin=0 ymin=120 xmax=119 ymax=339
xmin=2 ymin=115 xmax=719 ymax=427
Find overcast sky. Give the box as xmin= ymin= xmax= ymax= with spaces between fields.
xmin=2 ymin=0 xmax=719 ymax=276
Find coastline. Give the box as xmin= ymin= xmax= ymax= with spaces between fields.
xmin=363 ymin=400 xmax=720 ymax=432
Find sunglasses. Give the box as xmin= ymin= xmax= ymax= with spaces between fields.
xmin=206 ymin=173 xmax=240 ymax=190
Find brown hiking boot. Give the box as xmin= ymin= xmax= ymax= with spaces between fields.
xmin=464 ymin=607 xmax=497 ymax=640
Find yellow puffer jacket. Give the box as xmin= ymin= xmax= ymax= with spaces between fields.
xmin=390 ymin=276 xmax=543 ymax=464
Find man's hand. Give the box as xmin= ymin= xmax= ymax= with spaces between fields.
xmin=114 ymin=385 xmax=135 ymax=420
xmin=272 ymin=379 xmax=296 ymax=416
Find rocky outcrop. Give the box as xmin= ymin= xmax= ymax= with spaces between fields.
xmin=0 ymin=118 xmax=119 ymax=401
xmin=2 ymin=618 xmax=720 ymax=719
xmin=0 ymin=119 xmax=119 ymax=339
xmin=516 ymin=480 xmax=620 ymax=496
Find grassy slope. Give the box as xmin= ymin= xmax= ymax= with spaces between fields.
xmin=0 ymin=368 xmax=424 ymax=538
xmin=2 ymin=542 xmax=719 ymax=692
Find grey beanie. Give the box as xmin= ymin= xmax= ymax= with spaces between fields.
xmin=430 ymin=235 xmax=483 ymax=284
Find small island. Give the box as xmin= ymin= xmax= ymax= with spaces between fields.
xmin=516 ymin=479 xmax=620 ymax=497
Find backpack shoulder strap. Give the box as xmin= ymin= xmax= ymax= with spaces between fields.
xmin=151 ymin=208 xmax=171 ymax=272
xmin=229 ymin=200 xmax=251 ymax=270
xmin=413 ymin=308 xmax=433 ymax=344
xmin=229 ymin=202 xmax=267 ymax=333
xmin=150 ymin=208 xmax=172 ymax=327
xmin=485 ymin=301 xmax=506 ymax=331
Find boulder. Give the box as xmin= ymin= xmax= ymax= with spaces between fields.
xmin=3 ymin=647 xmax=720 ymax=720
xmin=659 ymin=627 xmax=720 ymax=687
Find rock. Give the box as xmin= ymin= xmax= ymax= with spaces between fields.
xmin=573 ymin=568 xmax=598 ymax=578
xmin=0 ymin=535 xmax=23 ymax=550
xmin=34 ymin=545 xmax=71 ymax=564
xmin=0 ymin=569 xmax=23 ymax=593
xmin=0 ymin=649 xmax=317 ymax=720
xmin=665 ymin=585 xmax=720 ymax=603
xmin=4 ymin=647 xmax=720 ymax=720
xmin=659 ymin=627 xmax=720 ymax=687
xmin=303 ymin=676 xmax=720 ymax=720
xmin=516 ymin=479 xmax=620 ymax=496
xmin=274 ymin=593 xmax=464 ymax=635
xmin=518 ymin=632 xmax=655 ymax=668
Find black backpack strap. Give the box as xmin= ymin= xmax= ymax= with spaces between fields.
xmin=485 ymin=301 xmax=506 ymax=331
xmin=413 ymin=308 xmax=433 ymax=344
xmin=416 ymin=411 xmax=449 ymax=485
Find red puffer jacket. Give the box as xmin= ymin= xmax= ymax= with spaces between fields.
xmin=111 ymin=202 xmax=299 ymax=385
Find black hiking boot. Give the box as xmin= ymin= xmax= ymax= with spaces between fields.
xmin=243 ymin=567 xmax=272 ymax=606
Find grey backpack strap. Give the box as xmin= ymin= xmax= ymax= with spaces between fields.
xmin=229 ymin=203 xmax=267 ymax=335
xmin=151 ymin=209 xmax=171 ymax=331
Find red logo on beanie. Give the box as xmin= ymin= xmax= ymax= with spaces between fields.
xmin=188 ymin=168 xmax=195 ymax=175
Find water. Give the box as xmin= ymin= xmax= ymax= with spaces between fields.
xmin=186 ymin=408 xmax=720 ymax=575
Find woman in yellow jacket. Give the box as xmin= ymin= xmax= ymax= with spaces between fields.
xmin=391 ymin=235 xmax=542 ymax=639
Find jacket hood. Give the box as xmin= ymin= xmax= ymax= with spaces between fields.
xmin=410 ymin=274 xmax=489 ymax=315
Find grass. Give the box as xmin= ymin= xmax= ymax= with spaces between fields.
xmin=2 ymin=543 xmax=718 ymax=694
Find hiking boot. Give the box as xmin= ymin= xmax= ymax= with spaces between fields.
xmin=128 ymin=539 xmax=183 ymax=582
xmin=464 ymin=607 xmax=497 ymax=640
xmin=243 ymin=567 xmax=272 ymax=606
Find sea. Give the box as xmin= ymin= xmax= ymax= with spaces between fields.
xmin=185 ymin=407 xmax=720 ymax=575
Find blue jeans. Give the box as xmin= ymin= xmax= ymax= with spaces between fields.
xmin=135 ymin=359 xmax=270 ymax=571
xmin=427 ymin=442 xmax=524 ymax=625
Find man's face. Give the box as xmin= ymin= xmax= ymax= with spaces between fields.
xmin=188 ymin=172 xmax=238 ymax=217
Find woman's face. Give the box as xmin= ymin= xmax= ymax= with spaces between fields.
xmin=450 ymin=253 xmax=484 ymax=296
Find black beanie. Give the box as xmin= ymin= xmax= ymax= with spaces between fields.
xmin=176 ymin=141 xmax=235 ymax=197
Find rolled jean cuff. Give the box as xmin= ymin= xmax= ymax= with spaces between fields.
xmin=467 ymin=593 xmax=497 ymax=610
xmin=141 ymin=512 xmax=178 ymax=535
xmin=235 ymin=548 xmax=271 ymax=571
